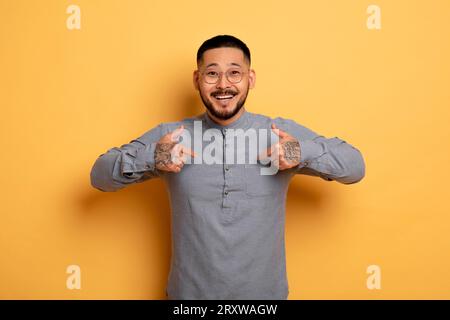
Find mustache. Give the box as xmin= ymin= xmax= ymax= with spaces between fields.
xmin=211 ymin=90 xmax=238 ymax=96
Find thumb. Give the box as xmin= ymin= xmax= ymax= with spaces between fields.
xmin=171 ymin=125 xmax=184 ymax=142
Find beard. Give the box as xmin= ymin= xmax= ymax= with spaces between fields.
xmin=199 ymin=85 xmax=249 ymax=121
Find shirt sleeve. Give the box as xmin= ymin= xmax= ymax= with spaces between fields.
xmin=272 ymin=117 xmax=366 ymax=184
xmin=90 ymin=123 xmax=164 ymax=192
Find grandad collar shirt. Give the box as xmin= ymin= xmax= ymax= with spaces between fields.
xmin=90 ymin=109 xmax=365 ymax=299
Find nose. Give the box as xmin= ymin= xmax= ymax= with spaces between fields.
xmin=215 ymin=73 xmax=231 ymax=89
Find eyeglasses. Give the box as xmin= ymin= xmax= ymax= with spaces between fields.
xmin=200 ymin=68 xmax=247 ymax=84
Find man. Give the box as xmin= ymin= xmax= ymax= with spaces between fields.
xmin=90 ymin=35 xmax=365 ymax=300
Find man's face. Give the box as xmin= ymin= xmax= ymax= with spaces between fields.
xmin=193 ymin=47 xmax=256 ymax=120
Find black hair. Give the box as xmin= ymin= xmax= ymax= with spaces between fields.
xmin=196 ymin=35 xmax=251 ymax=66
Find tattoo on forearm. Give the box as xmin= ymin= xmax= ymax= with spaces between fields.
xmin=283 ymin=140 xmax=301 ymax=164
xmin=155 ymin=142 xmax=176 ymax=167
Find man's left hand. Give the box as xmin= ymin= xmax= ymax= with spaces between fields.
xmin=258 ymin=123 xmax=302 ymax=171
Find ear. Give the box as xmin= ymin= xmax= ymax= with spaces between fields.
xmin=193 ymin=70 xmax=199 ymax=91
xmin=248 ymin=69 xmax=256 ymax=89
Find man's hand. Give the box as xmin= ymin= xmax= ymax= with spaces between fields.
xmin=154 ymin=125 xmax=197 ymax=173
xmin=258 ymin=123 xmax=301 ymax=171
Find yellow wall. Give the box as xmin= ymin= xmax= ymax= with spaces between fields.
xmin=1 ymin=0 xmax=449 ymax=299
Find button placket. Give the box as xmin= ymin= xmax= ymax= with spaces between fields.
xmin=222 ymin=128 xmax=232 ymax=209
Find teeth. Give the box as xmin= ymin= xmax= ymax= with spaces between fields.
xmin=215 ymin=95 xmax=234 ymax=99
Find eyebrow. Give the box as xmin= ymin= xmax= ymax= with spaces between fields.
xmin=205 ymin=62 xmax=242 ymax=68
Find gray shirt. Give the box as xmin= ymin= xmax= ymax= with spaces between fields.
xmin=90 ymin=109 xmax=365 ymax=299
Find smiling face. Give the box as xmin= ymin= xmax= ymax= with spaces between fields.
xmin=193 ymin=47 xmax=256 ymax=121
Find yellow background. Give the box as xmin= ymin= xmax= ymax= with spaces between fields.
xmin=1 ymin=0 xmax=449 ymax=299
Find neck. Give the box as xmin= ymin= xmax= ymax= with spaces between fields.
xmin=207 ymin=107 xmax=246 ymax=127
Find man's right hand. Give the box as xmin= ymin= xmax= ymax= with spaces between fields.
xmin=154 ymin=125 xmax=197 ymax=173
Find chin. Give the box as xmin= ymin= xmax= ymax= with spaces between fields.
xmin=214 ymin=104 xmax=238 ymax=115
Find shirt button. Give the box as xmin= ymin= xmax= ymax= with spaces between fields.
xmin=225 ymin=167 xmax=229 ymax=171
xmin=224 ymin=191 xmax=228 ymax=195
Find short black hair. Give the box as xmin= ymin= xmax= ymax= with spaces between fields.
xmin=196 ymin=35 xmax=251 ymax=66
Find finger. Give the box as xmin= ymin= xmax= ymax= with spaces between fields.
xmin=271 ymin=123 xmax=289 ymax=139
xmin=257 ymin=146 xmax=272 ymax=162
xmin=171 ymin=156 xmax=181 ymax=166
xmin=269 ymin=143 xmax=281 ymax=158
xmin=278 ymin=142 xmax=285 ymax=158
xmin=176 ymin=160 xmax=184 ymax=170
xmin=271 ymin=156 xmax=280 ymax=170
xmin=170 ymin=144 xmax=182 ymax=162
xmin=176 ymin=160 xmax=184 ymax=169
xmin=159 ymin=163 xmax=174 ymax=172
xmin=278 ymin=157 xmax=288 ymax=168
xmin=272 ymin=123 xmax=289 ymax=138
xmin=170 ymin=125 xmax=185 ymax=142
xmin=171 ymin=152 xmax=185 ymax=166
xmin=167 ymin=162 xmax=182 ymax=172
xmin=258 ymin=143 xmax=280 ymax=164
xmin=180 ymin=145 xmax=197 ymax=158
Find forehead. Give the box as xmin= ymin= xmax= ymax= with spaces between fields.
xmin=200 ymin=47 xmax=247 ymax=68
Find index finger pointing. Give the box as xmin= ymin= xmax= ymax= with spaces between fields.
xmin=271 ymin=123 xmax=289 ymax=139
xmin=181 ymin=146 xmax=197 ymax=158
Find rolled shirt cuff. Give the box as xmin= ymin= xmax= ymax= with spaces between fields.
xmin=121 ymin=142 xmax=158 ymax=174
xmin=297 ymin=139 xmax=325 ymax=168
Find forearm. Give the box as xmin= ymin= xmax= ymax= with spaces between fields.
xmin=90 ymin=143 xmax=158 ymax=192
xmin=90 ymin=125 xmax=163 ymax=192
xmin=298 ymin=136 xmax=365 ymax=184
xmin=272 ymin=117 xmax=365 ymax=184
